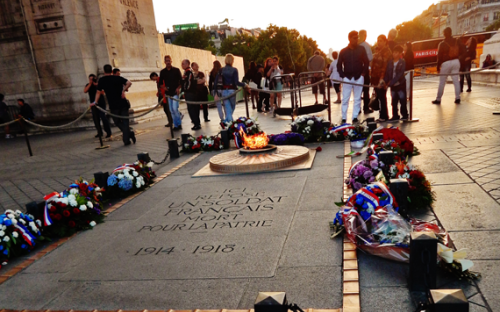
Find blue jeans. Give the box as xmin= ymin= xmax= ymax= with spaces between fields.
xmin=168 ymin=95 xmax=182 ymax=127
xmin=216 ymin=100 xmax=225 ymax=121
xmin=221 ymin=89 xmax=236 ymax=123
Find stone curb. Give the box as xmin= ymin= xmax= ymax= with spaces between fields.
xmin=0 ymin=153 xmax=202 ymax=285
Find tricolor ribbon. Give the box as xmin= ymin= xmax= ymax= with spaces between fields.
xmin=14 ymin=223 xmax=37 ymax=246
xmin=356 ymin=188 xmax=380 ymax=211
xmin=373 ymin=182 xmax=398 ymax=208
xmin=43 ymin=192 xmax=60 ymax=227
xmin=113 ymin=164 xmax=134 ymax=173
xmin=330 ymin=124 xmax=355 ymax=133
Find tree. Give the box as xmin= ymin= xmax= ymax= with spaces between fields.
xmin=395 ymin=19 xmax=433 ymax=43
xmin=219 ymin=33 xmax=259 ymax=70
xmin=173 ymin=29 xmax=217 ymax=55
xmin=486 ymin=20 xmax=500 ymax=31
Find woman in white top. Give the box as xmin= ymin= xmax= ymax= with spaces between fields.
xmin=327 ymin=51 xmax=342 ymax=104
xmin=267 ymin=56 xmax=283 ymax=117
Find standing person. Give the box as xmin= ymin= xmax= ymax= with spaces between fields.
xmin=84 ymin=74 xmax=112 ymax=139
xmin=460 ymin=37 xmax=477 ymax=93
xmin=307 ymin=51 xmax=327 ymax=105
xmin=0 ymin=94 xmax=12 ymax=139
xmin=159 ymin=55 xmax=183 ymax=130
xmin=214 ymin=53 xmax=247 ymax=123
xmin=268 ymin=56 xmax=283 ymax=117
xmin=260 ymin=58 xmax=273 ymax=112
xmin=192 ymin=62 xmax=210 ymax=122
xmin=244 ymin=61 xmax=259 ymax=109
xmin=432 ymin=27 xmax=465 ymax=105
xmin=209 ymin=60 xmax=225 ymax=123
xmin=255 ymin=64 xmax=266 ymax=112
xmin=17 ymin=99 xmax=35 ymax=120
xmin=337 ymin=31 xmax=369 ymax=124
xmin=328 ymin=52 xmax=342 ymax=104
xmin=403 ymin=42 xmax=415 ymax=97
xmin=150 ymin=72 xmax=173 ymax=127
xmin=180 ymin=59 xmax=200 ymax=131
xmin=387 ymin=29 xmax=398 ymax=52
xmin=370 ymin=35 xmax=393 ymax=122
xmin=93 ymin=64 xmax=135 ymax=146
xmin=359 ymin=30 xmax=374 ymax=114
xmin=384 ymin=45 xmax=408 ymax=121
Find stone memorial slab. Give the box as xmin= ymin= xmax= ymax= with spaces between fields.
xmin=60 ymin=177 xmax=307 ymax=281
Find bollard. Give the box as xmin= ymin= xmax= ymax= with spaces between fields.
xmin=390 ymin=178 xmax=409 ymax=217
xmin=409 ymin=231 xmax=437 ymax=292
xmin=379 ymin=151 xmax=395 ymax=166
xmin=372 ymin=133 xmax=384 ymax=142
xmin=181 ymin=133 xmax=191 ymax=146
xmin=368 ymin=122 xmax=377 ymax=133
xmin=429 ymin=289 xmax=469 ymax=312
xmin=94 ymin=172 xmax=109 ymax=188
xmin=25 ymin=201 xmax=44 ymax=220
xmin=168 ymin=139 xmax=179 ymax=159
xmin=137 ymin=152 xmax=151 ymax=163
xmin=322 ymin=121 xmax=331 ymax=129
xmin=255 ymin=292 xmax=288 ymax=312
xmin=221 ymin=129 xmax=230 ymax=149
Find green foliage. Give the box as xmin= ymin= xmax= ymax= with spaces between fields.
xmin=173 ymin=28 xmax=217 ymax=55
xmin=395 ymin=19 xmax=433 ymax=43
xmin=220 ymin=24 xmax=326 ymax=73
xmin=486 ymin=20 xmax=500 ymax=31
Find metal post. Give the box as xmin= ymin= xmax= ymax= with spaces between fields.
xmin=372 ymin=133 xmax=384 ymax=142
xmin=137 ymin=152 xmax=151 ymax=162
xmin=404 ymin=70 xmax=419 ymax=123
xmin=93 ymin=172 xmax=109 ymax=188
xmin=25 ymin=201 xmax=44 ymax=220
xmin=389 ymin=178 xmax=409 ymax=218
xmin=181 ymin=133 xmax=191 ymax=146
xmin=244 ymin=89 xmax=250 ymax=118
xmin=379 ymin=151 xmax=395 ymax=166
xmin=368 ymin=122 xmax=377 ymax=133
xmin=221 ymin=129 xmax=230 ymax=149
xmin=326 ymin=76 xmax=332 ymax=122
xmin=409 ymin=232 xmax=437 ymax=292
xmin=19 ymin=120 xmax=33 ymax=157
xmin=168 ymin=139 xmax=179 ymax=159
xmin=290 ymin=78 xmax=295 ymax=121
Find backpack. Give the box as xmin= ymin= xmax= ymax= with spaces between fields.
xmin=446 ymin=40 xmax=459 ymax=60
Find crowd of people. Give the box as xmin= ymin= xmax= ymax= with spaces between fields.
xmin=1 ymin=27 xmax=496 ymax=143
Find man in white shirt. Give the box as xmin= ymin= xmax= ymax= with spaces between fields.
xmin=359 ymin=30 xmax=373 ymax=114
xmin=327 ymin=51 xmax=342 ymax=104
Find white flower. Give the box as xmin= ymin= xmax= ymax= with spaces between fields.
xmin=5 ymin=209 xmax=13 ymax=214
xmin=307 ymin=120 xmax=314 ymax=126
xmin=147 ymin=162 xmax=154 ymax=168
xmin=87 ymin=202 xmax=93 ymax=208
xmin=136 ymin=182 xmax=141 ymax=188
xmin=28 ymin=214 xmax=34 ymax=220
xmin=3 ymin=236 xmax=9 ymax=242
xmin=79 ymin=205 xmax=87 ymax=211
xmin=83 ymin=180 xmax=88 ymax=185
xmin=15 ymin=210 xmax=22 ymax=216
xmin=19 ymin=219 xmax=26 ymax=225
xmin=132 ymin=171 xmax=138 ymax=177
xmin=184 ymin=144 xmax=189 ymax=148
xmin=89 ymin=221 xmax=96 ymax=227
xmin=7 ymin=214 xmax=14 ymax=219
xmin=68 ymin=194 xmax=76 ymax=201
xmin=118 ymin=174 xmax=124 ymax=179
xmin=401 ymin=173 xmax=410 ymax=179
xmin=0 ymin=231 xmax=4 ymax=237
xmin=36 ymin=220 xmax=42 ymax=227
xmin=61 ymin=198 xmax=69 ymax=205
xmin=12 ymin=232 xmax=18 ymax=238
xmin=1 ymin=225 xmax=6 ymax=230
xmin=69 ymin=199 xmax=78 ymax=207
xmin=1 ymin=262 xmax=6 ymax=266
xmin=70 ymin=188 xmax=78 ymax=195
xmin=327 ymin=135 xmax=330 ymax=138
xmin=193 ymin=140 xmax=198 ymax=145
xmin=11 ymin=219 xmax=17 ymax=225
xmin=123 ymin=169 xmax=129 ymax=175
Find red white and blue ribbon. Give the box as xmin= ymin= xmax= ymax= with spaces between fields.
xmin=330 ymin=124 xmax=355 ymax=133
xmin=233 ymin=132 xmax=242 ymax=149
xmin=374 ymin=182 xmax=397 ymax=207
xmin=43 ymin=192 xmax=60 ymax=227
xmin=14 ymin=223 xmax=36 ymax=246
xmin=113 ymin=164 xmax=135 ymax=173
xmin=356 ymin=188 xmax=380 ymax=211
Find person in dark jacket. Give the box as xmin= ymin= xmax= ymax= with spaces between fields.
xmin=192 ymin=62 xmax=210 ymax=122
xmin=403 ymin=42 xmax=414 ymax=98
xmin=209 ymin=60 xmax=225 ymax=122
xmin=384 ymin=46 xmax=408 ymax=121
xmin=17 ymin=99 xmax=35 ymax=120
xmin=432 ymin=27 xmax=465 ymax=105
xmin=460 ymin=37 xmax=477 ymax=93
xmin=84 ymin=74 xmax=112 ymax=138
xmin=337 ymin=30 xmax=369 ymax=124
xmin=244 ymin=61 xmax=259 ymax=109
xmin=0 ymin=93 xmax=12 ymax=138
xmin=159 ymin=55 xmax=183 ymax=130
xmin=180 ymin=59 xmax=200 ymax=131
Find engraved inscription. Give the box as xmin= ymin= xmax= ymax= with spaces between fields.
xmin=120 ymin=0 xmax=139 ymax=9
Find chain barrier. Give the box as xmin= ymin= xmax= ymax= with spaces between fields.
xmin=415 ymin=61 xmax=500 ymax=77
xmin=151 ymin=148 xmax=171 ymax=165
xmin=21 ymin=107 xmax=91 ymax=130
xmin=94 ymin=102 xmax=162 ymax=119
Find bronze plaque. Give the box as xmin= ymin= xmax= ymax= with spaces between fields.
xmin=31 ymin=0 xmax=63 ymax=17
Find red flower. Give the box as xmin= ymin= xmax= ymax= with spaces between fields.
xmin=73 ymin=208 xmax=80 ymax=214
xmin=316 ymin=146 xmax=322 ymax=152
xmin=63 ymin=210 xmax=70 ymax=217
xmin=54 ymin=214 xmax=62 ymax=221
xmin=410 ymin=170 xmax=425 ymax=180
xmin=68 ymin=220 xmax=76 ymax=228
xmin=49 ymin=206 xmax=57 ymax=212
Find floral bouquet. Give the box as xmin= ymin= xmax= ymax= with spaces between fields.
xmin=367 ymin=139 xmax=407 ymax=161
xmin=388 ymin=161 xmax=436 ymax=210
xmin=345 ymin=159 xmax=385 ymax=192
xmin=376 ymin=127 xmax=419 ymax=156
xmin=182 ymin=135 xmax=224 ymax=153
xmin=134 ymin=159 xmax=156 ymax=184
xmin=0 ymin=209 xmax=43 ymax=266
xmin=268 ymin=133 xmax=305 ymax=146
xmin=43 ymin=180 xmax=105 ymax=237
xmin=323 ymin=124 xmax=369 ymax=142
xmin=106 ymin=165 xmax=147 ymax=198
xmin=291 ymin=115 xmax=326 ymax=142
xmin=226 ymin=117 xmax=261 ymax=135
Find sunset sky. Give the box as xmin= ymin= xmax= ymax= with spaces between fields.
xmin=152 ymin=0 xmax=441 ymax=52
